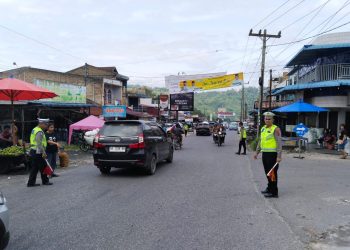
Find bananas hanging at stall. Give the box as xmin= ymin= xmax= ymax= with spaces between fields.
xmin=0 ymin=146 xmax=24 ymax=157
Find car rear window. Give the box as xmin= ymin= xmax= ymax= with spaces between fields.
xmin=100 ymin=123 xmax=142 ymax=137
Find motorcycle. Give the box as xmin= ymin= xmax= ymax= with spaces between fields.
xmin=213 ymin=129 xmax=225 ymax=146
xmin=246 ymin=126 xmax=257 ymax=142
xmin=217 ymin=130 xmax=225 ymax=147
xmin=78 ymin=132 xmax=90 ymax=152
xmin=172 ymin=134 xmax=182 ymax=150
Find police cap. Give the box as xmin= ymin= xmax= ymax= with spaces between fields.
xmin=38 ymin=118 xmax=50 ymax=124
xmin=262 ymin=112 xmax=275 ymax=118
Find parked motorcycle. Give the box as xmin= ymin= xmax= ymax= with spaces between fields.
xmin=246 ymin=126 xmax=257 ymax=142
xmin=78 ymin=132 xmax=91 ymax=152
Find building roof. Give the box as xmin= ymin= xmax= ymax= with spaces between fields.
xmin=285 ymin=43 xmax=350 ymax=67
xmin=273 ymin=80 xmax=350 ymax=95
xmin=66 ymin=64 xmax=129 ymax=81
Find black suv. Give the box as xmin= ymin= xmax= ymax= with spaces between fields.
xmin=93 ymin=120 xmax=174 ymax=175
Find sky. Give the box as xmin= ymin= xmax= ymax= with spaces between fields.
xmin=0 ymin=0 xmax=349 ymax=88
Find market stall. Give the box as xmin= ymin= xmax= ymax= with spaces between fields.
xmin=0 ymin=78 xmax=57 ymax=174
xmin=68 ymin=115 xmax=105 ymax=144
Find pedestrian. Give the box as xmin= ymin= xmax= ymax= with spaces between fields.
xmin=236 ymin=122 xmax=247 ymax=155
xmin=253 ymin=112 xmax=282 ymax=198
xmin=27 ymin=118 xmax=53 ymax=187
xmin=184 ymin=123 xmax=189 ymax=137
xmin=45 ymin=123 xmax=60 ymax=177
xmin=337 ymin=124 xmax=348 ymax=159
xmin=0 ymin=125 xmax=13 ymax=147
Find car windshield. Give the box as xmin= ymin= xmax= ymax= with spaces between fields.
xmin=100 ymin=123 xmax=142 ymax=137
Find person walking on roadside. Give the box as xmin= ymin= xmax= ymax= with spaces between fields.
xmin=45 ymin=123 xmax=60 ymax=177
xmin=337 ymin=124 xmax=348 ymax=159
xmin=27 ymin=118 xmax=53 ymax=187
xmin=253 ymin=112 xmax=282 ymax=198
xmin=184 ymin=123 xmax=189 ymax=137
xmin=236 ymin=122 xmax=247 ymax=155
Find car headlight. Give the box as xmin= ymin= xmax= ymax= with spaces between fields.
xmin=0 ymin=192 xmax=6 ymax=205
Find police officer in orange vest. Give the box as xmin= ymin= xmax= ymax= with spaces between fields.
xmin=253 ymin=112 xmax=282 ymax=198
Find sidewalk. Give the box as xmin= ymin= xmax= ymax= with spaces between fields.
xmin=0 ymin=150 xmax=93 ymax=187
xmin=249 ymin=148 xmax=350 ymax=249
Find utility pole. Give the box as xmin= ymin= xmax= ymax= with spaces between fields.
xmin=249 ymin=29 xmax=281 ymax=138
xmin=269 ymin=69 xmax=273 ymax=111
xmin=157 ymin=95 xmax=160 ymax=121
xmin=84 ymin=63 xmax=88 ymax=86
xmin=241 ymin=82 xmax=245 ymax=121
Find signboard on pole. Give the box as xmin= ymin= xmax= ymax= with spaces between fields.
xmin=102 ymin=105 xmax=127 ymax=118
xmin=170 ymin=92 xmax=194 ymax=111
xmin=293 ymin=123 xmax=309 ymax=137
xmin=178 ymin=72 xmax=244 ymax=92
xmin=159 ymin=95 xmax=169 ymax=110
xmin=165 ymin=72 xmax=226 ymax=94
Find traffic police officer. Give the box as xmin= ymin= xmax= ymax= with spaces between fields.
xmin=27 ymin=118 xmax=52 ymax=187
xmin=253 ymin=112 xmax=282 ymax=198
xmin=236 ymin=122 xmax=247 ymax=155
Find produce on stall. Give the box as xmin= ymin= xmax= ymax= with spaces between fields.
xmin=0 ymin=146 xmax=27 ymax=174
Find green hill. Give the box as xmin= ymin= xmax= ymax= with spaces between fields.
xmin=194 ymin=87 xmax=259 ymax=119
xmin=129 ymin=84 xmax=259 ymax=119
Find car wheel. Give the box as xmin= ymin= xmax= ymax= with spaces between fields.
xmin=146 ymin=154 xmax=157 ymax=175
xmin=99 ymin=166 xmax=111 ymax=175
xmin=166 ymin=148 xmax=174 ymax=163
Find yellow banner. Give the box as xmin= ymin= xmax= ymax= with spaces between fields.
xmin=178 ymin=72 xmax=243 ymax=92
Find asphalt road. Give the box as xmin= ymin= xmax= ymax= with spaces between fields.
xmin=1 ymin=131 xmax=348 ymax=250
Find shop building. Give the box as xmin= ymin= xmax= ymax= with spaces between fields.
xmin=0 ymin=64 xmax=129 ymax=142
xmin=273 ymin=32 xmax=350 ymax=134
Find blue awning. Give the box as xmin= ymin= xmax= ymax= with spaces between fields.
xmin=273 ymin=99 xmax=328 ymax=113
xmin=28 ymin=101 xmax=97 ymax=108
xmin=273 ymin=80 xmax=350 ymax=95
xmin=285 ymin=43 xmax=350 ymax=67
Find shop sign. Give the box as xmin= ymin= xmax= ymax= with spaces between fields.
xmin=170 ymin=92 xmax=194 ymax=111
xmin=103 ymin=105 xmax=127 ymax=118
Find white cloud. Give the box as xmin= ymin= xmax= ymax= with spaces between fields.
xmin=0 ymin=0 xmax=349 ymax=88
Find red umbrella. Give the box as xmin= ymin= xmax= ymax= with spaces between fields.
xmin=0 ymin=78 xmax=58 ymax=144
xmin=0 ymin=78 xmax=57 ymax=101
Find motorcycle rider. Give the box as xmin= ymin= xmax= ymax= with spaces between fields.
xmin=171 ymin=123 xmax=184 ymax=146
xmin=212 ymin=124 xmax=219 ymax=143
xmin=218 ymin=123 xmax=226 ymax=143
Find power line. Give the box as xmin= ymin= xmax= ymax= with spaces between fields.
xmin=0 ymin=24 xmax=84 ymax=61
xmin=240 ymin=36 xmax=250 ymax=70
xmin=263 ymin=0 xmax=306 ymax=28
xmin=273 ymin=0 xmax=330 ymax=59
xmin=297 ymin=0 xmax=350 ymax=42
xmin=317 ymin=0 xmax=350 ymax=33
xmin=280 ymin=0 xmax=330 ymax=31
xmin=269 ymin=20 xmax=350 ymax=47
xmin=252 ymin=0 xmax=291 ymax=28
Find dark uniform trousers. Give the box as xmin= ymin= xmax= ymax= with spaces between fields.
xmin=262 ymin=152 xmax=279 ymax=195
xmin=28 ymin=150 xmax=49 ymax=185
xmin=238 ymin=138 xmax=246 ymax=154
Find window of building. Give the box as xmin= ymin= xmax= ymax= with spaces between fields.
xmin=107 ymin=89 xmax=112 ymax=104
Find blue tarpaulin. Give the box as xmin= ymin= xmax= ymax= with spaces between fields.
xmin=273 ymin=99 xmax=328 ymax=113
